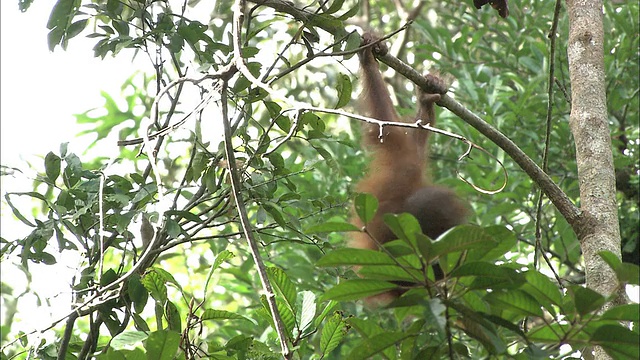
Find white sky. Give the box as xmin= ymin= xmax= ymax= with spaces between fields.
xmin=0 ymin=1 xmax=148 ymax=338
xmin=0 ymin=2 xmax=145 ymax=171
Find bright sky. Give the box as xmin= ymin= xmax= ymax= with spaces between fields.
xmin=0 ymin=1 xmax=147 ymax=338
xmin=0 ymin=3 xmax=143 ymax=171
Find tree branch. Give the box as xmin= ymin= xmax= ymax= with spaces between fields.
xmin=230 ymin=0 xmax=291 ymax=356
xmin=377 ymin=49 xmax=582 ymax=231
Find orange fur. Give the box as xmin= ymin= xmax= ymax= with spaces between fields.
xmin=350 ymin=33 xmax=467 ymax=303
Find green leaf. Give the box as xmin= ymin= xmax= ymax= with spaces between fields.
xmin=449 ymin=262 xmax=525 ymax=290
xmin=105 ymin=0 xmax=123 ymax=13
xmin=260 ymin=295 xmax=295 ymax=339
xmin=150 ymin=267 xmax=182 ymax=291
xmin=264 ymin=100 xmax=282 ymax=121
xmin=144 ymin=330 xmax=180 ymax=360
xmin=334 ymin=73 xmax=352 ymax=109
xmin=47 ymin=0 xmax=74 ymax=30
xmin=4 ymin=193 xmax=36 ymax=227
xmin=261 ymin=202 xmax=288 ymax=228
xmin=298 ymin=291 xmax=316 ymax=336
xmin=19 ymin=0 xmax=35 ymax=12
xmin=110 ymin=330 xmax=148 ymax=349
xmin=317 ymin=248 xmax=396 ymax=266
xmin=141 ymin=270 xmax=167 ymax=303
xmin=458 ymin=314 xmax=506 ymax=355
xmin=432 ymin=225 xmax=498 ymax=259
xmin=59 ymin=142 xmax=68 ymax=157
xmin=347 ymin=331 xmax=414 ymax=360
xmin=168 ymin=33 xmax=184 ymax=53
xmin=53 ymin=222 xmax=72 ymax=251
xmin=302 ymin=111 xmax=325 ymax=131
xmin=62 ymin=153 xmax=83 ymax=188
xmin=100 ymin=268 xmax=118 ymax=286
xmin=599 ymin=250 xmax=622 ymax=270
xmin=267 ymin=267 xmax=297 ymax=315
xmin=357 ymin=264 xmax=422 ymax=282
xmin=305 ymin=221 xmax=360 ymax=234
xmin=616 ymin=262 xmax=640 ymax=285
xmin=527 ymin=323 xmax=575 ymax=342
xmin=591 ymin=325 xmax=640 ymax=360
xmin=348 ymin=317 xmax=384 ymax=338
xmin=165 ymin=218 xmax=184 ymax=238
xmin=601 ymin=251 xmax=640 ymax=285
xmin=98 ymin=25 xmax=115 ymax=35
xmin=520 ymin=271 xmax=562 ymax=316
xmin=338 ymin=2 xmax=361 ymax=21
xmin=320 ymin=279 xmax=397 ymax=301
xmin=165 ymin=210 xmax=202 ymax=224
xmin=112 ymin=20 xmax=129 ymax=36
xmin=383 ymin=213 xmax=421 ymax=245
xmin=127 ymin=274 xmax=149 ymax=314
xmin=212 ymin=250 xmax=234 ymax=272
xmin=201 ymin=309 xmax=253 ymax=322
xmin=485 ymin=289 xmax=544 ymax=317
xmin=66 ymin=19 xmax=87 ymax=39
xmin=315 ymin=300 xmax=340 ymax=328
xmin=46 ymin=0 xmax=81 ymax=50
xmin=601 ymin=304 xmax=640 ymax=322
xmin=347 ymin=317 xmax=396 ymax=359
xmin=268 ymin=152 xmax=285 ymax=171
xmin=354 ymin=193 xmax=378 ymax=225
xmin=165 ymin=300 xmax=181 ymax=332
xmin=275 ymin=115 xmax=292 ymax=134
xmin=320 ymin=312 xmax=347 ymax=356
xmin=479 ymin=226 xmax=517 ymax=260
xmin=44 ymin=152 xmax=61 ymax=182
xmin=569 ymin=286 xmax=606 ymax=316
xmin=325 ymin=0 xmax=345 ymax=14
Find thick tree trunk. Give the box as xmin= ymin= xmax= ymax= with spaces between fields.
xmin=565 ymin=1 xmax=622 ymax=358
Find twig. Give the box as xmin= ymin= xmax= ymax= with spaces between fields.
xmin=263 ymin=111 xmax=300 ymax=156
xmin=98 ymin=173 xmax=105 ymax=282
xmin=533 ymin=0 xmax=564 ymax=281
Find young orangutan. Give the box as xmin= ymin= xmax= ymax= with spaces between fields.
xmin=349 ymin=33 xmax=468 ymax=302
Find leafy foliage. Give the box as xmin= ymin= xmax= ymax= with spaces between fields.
xmin=1 ymin=0 xmax=638 ymax=359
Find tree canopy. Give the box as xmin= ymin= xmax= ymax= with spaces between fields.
xmin=1 ymin=0 xmax=638 ymax=359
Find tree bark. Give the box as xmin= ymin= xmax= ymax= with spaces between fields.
xmin=565 ymin=1 xmax=622 ymax=358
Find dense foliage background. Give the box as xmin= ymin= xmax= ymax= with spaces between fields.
xmin=1 ymin=0 xmax=638 ymax=359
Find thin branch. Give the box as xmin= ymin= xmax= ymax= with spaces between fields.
xmin=533 ymin=0 xmax=564 ymax=278
xmin=435 ymin=92 xmax=582 ymax=229
xmin=56 ymin=312 xmax=78 ymax=360
xmin=98 ymin=172 xmax=105 ymax=283
xmin=220 ymin=78 xmax=292 ymax=357
xmin=391 ymin=0 xmax=426 ymax=60
xmin=231 ymin=0 xmax=291 ymax=356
